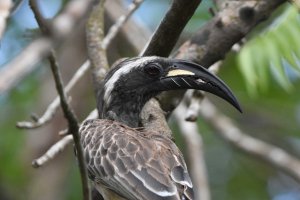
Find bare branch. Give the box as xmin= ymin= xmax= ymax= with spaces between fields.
xmin=102 ymin=0 xmax=144 ymax=50
xmin=200 ymin=99 xmax=300 ymax=183
xmin=141 ymin=0 xmax=201 ymax=57
xmin=105 ymin=0 xmax=150 ymax=53
xmin=174 ymin=104 xmax=211 ymax=200
xmin=32 ymin=135 xmax=73 ymax=168
xmin=0 ymin=0 xmax=12 ymax=39
xmin=86 ymin=0 xmax=108 ymax=85
xmin=87 ymin=0 xmax=145 ymax=89
xmin=17 ymin=60 xmax=90 ymax=129
xmin=34 ymin=108 xmax=98 ymax=168
xmin=0 ymin=0 xmax=93 ymax=94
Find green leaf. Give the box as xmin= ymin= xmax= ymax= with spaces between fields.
xmin=238 ymin=44 xmax=258 ymax=96
xmin=252 ymin=36 xmax=270 ymax=92
xmin=264 ymin=31 xmax=292 ymax=90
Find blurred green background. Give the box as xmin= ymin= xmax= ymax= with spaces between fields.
xmin=1 ymin=0 xmax=300 ymax=199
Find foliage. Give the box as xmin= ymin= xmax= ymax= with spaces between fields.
xmin=238 ymin=4 xmax=300 ymax=96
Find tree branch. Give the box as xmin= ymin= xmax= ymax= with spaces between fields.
xmin=87 ymin=0 xmax=145 ymax=91
xmin=32 ymin=135 xmax=73 ymax=168
xmin=102 ymin=0 xmax=144 ymax=50
xmin=141 ymin=0 xmax=201 ymax=57
xmin=173 ymin=0 xmax=285 ymax=66
xmin=86 ymin=0 xmax=108 ymax=88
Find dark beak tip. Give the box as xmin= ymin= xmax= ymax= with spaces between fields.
xmin=230 ymin=98 xmax=243 ymax=113
xmin=235 ymin=103 xmax=243 ymax=113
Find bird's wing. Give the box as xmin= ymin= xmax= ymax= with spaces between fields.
xmin=80 ymin=119 xmax=194 ymax=200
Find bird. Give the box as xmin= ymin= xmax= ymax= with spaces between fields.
xmin=79 ymin=56 xmax=241 ymax=200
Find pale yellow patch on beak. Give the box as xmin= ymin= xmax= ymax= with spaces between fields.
xmin=167 ymin=69 xmax=195 ymax=77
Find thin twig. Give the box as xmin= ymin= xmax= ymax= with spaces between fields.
xmin=200 ymin=99 xmax=300 ymax=183
xmin=101 ymin=0 xmax=144 ymax=50
xmin=33 ymin=108 xmax=98 ymax=167
xmin=32 ymin=135 xmax=73 ymax=168
xmin=174 ymin=104 xmax=211 ymax=200
xmin=29 ymin=0 xmax=90 ymax=199
xmin=105 ymin=0 xmax=150 ymax=53
xmin=16 ymin=60 xmax=90 ymax=129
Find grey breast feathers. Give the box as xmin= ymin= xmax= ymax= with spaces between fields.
xmin=79 ymin=119 xmax=194 ymax=200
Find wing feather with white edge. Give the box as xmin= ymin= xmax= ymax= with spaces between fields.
xmin=80 ymin=119 xmax=194 ymax=200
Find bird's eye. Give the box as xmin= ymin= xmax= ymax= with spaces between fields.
xmin=144 ymin=63 xmax=162 ymax=76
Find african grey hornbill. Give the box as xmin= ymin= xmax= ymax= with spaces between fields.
xmin=79 ymin=56 xmax=241 ymax=200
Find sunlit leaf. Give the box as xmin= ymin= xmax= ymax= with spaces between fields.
xmin=238 ymin=44 xmax=258 ymax=96
xmin=237 ymin=4 xmax=300 ymax=95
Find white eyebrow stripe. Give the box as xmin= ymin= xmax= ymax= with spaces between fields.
xmin=103 ymin=56 xmax=159 ymax=104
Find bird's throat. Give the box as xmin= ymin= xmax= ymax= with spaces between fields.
xmin=99 ymin=92 xmax=149 ymax=128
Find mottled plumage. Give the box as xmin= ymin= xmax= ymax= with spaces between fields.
xmin=80 ymin=119 xmax=193 ymax=200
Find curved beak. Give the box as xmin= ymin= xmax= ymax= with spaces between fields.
xmin=160 ymin=59 xmax=242 ymax=112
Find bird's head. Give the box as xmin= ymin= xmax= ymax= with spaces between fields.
xmin=98 ymin=56 xmax=241 ymax=127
